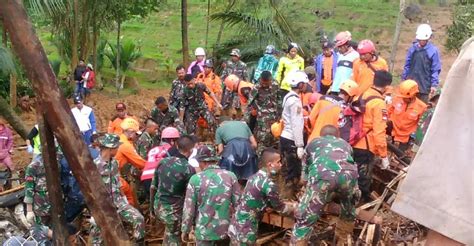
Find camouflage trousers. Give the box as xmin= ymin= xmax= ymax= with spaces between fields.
xmin=255 ymin=117 xmax=278 ymax=155
xmin=184 ymin=108 xmax=216 ymax=135
xmin=291 ymin=165 xmax=359 ymax=242
xmin=155 ymin=202 xmax=183 ymax=246
xmin=196 ymin=238 xmax=230 ymax=246
xmin=90 ymin=204 xmax=145 ymax=245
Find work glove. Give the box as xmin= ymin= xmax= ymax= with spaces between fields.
xmin=297 ymin=147 xmax=304 ymax=160
xmin=384 ymin=95 xmax=392 ymax=105
xmin=381 ymin=157 xmax=390 ymax=169
xmin=27 ymin=145 xmax=33 ymax=154
xmin=26 ymin=211 xmax=35 ymax=225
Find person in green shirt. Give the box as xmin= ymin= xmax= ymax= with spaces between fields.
xmin=215 ymin=116 xmax=257 ymax=182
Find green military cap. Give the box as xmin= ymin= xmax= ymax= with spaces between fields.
xmin=195 ymin=144 xmax=220 ymax=162
xmin=98 ymin=133 xmax=122 ymax=148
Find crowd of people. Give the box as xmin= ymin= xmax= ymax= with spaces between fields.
xmin=3 ymin=23 xmax=444 ymax=246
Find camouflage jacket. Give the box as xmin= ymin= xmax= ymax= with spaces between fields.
xmin=135 ymin=132 xmax=155 ymax=160
xmin=151 ymin=156 xmax=195 ymax=209
xmin=304 ymin=135 xmax=354 ymax=182
xmin=169 ymin=78 xmax=186 ymax=110
xmin=24 ymin=157 xmax=51 ymax=217
xmin=182 ymin=165 xmax=241 ymax=241
xmin=150 ymin=105 xmax=184 ymax=133
xmin=179 ymin=82 xmax=211 ymax=112
xmin=94 ymin=156 xmax=129 ymax=211
xmin=228 ymin=169 xmax=289 ymax=243
xmin=221 ymin=60 xmax=248 ymax=81
xmin=415 ymin=107 xmax=434 ymax=145
xmin=246 ymin=81 xmax=282 ymax=121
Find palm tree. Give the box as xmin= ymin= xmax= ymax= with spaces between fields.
xmin=105 ymin=40 xmax=142 ymax=92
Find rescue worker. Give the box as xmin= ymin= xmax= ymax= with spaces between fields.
xmin=314 ymin=41 xmax=338 ymax=94
xmin=107 ymin=102 xmax=137 ymax=135
xmin=196 ymin=59 xmax=222 ymax=114
xmin=352 ymin=39 xmax=389 ymax=96
xmin=71 ymin=96 xmax=97 ymax=145
xmin=150 ymin=96 xmax=184 ymax=138
xmin=26 ymin=124 xmax=41 ymax=159
xmin=24 ymin=155 xmax=51 ymax=231
xmin=276 ymin=42 xmax=305 ymax=97
xmin=353 ymin=70 xmax=392 ymax=202
xmin=188 ymin=47 xmax=206 ymax=78
xmin=280 ymin=70 xmax=308 ymax=199
xmin=331 ymin=31 xmax=359 ymax=93
xmin=115 ymin=118 xmax=146 ymax=206
xmin=388 ymin=80 xmax=427 ymax=153
xmin=402 ymin=24 xmax=441 ymax=103
xmin=90 ymin=134 xmax=145 ymax=245
xmin=221 ymin=48 xmax=248 ymax=81
xmin=216 ymin=116 xmax=258 ymax=182
xmin=169 ymin=65 xmax=187 ymax=110
xmin=292 ymin=125 xmax=359 ymax=246
xmin=179 ymin=74 xmax=222 ymax=135
xmin=151 ymin=135 xmax=196 ymax=245
xmin=181 ymin=145 xmax=241 ymax=245
xmin=135 ymin=118 xmax=158 ymax=160
xmin=253 ymin=45 xmax=279 ymax=83
xmin=414 ymin=88 xmax=441 ymax=148
xmin=228 ymin=148 xmax=296 ymax=245
xmin=224 ymin=74 xmax=254 ymax=111
xmin=308 ymin=80 xmax=359 ymax=143
xmin=246 ymin=71 xmax=281 ymax=153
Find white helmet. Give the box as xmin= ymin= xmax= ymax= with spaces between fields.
xmin=195 ymin=47 xmax=206 ymax=56
xmin=287 ymin=70 xmax=309 ymax=88
xmin=416 ymin=24 xmax=432 ymax=40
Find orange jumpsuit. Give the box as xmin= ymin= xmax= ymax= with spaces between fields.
xmin=115 ymin=135 xmax=146 ymax=206
xmin=307 ymin=96 xmax=343 ymax=143
xmin=107 ymin=115 xmax=138 ymax=135
xmin=352 ymin=57 xmax=388 ymax=96
xmin=196 ymin=71 xmax=222 ymax=112
xmin=353 ymin=88 xmax=388 ymax=158
xmin=388 ymin=96 xmax=427 ymax=143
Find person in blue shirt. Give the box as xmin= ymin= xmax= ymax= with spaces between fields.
xmin=402 ymin=24 xmax=441 ymax=103
xmin=314 ymin=41 xmax=338 ymax=94
xmin=252 ymin=45 xmax=279 ymax=84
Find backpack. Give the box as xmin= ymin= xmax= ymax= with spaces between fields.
xmin=338 ymin=94 xmax=382 ymax=146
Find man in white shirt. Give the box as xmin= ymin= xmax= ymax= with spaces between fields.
xmin=71 ymin=96 xmax=97 ymax=145
xmin=280 ymin=70 xmax=308 ymax=200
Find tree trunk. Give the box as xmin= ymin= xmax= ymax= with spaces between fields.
xmin=79 ymin=0 xmax=90 ymax=61
xmin=92 ymin=15 xmax=98 ymax=70
xmin=9 ymin=73 xmax=16 ymax=107
xmin=205 ymin=0 xmax=211 ymax=49
xmin=0 ymin=1 xmax=130 ymax=244
xmin=0 ymin=96 xmax=28 ymax=139
xmin=389 ymin=0 xmax=406 ymax=73
xmin=116 ymin=19 xmax=121 ymax=94
xmin=37 ymin=113 xmax=69 ymax=245
xmin=181 ymin=0 xmax=189 ymax=67
xmin=213 ymin=0 xmax=236 ymax=58
xmin=71 ymin=0 xmax=79 ymax=71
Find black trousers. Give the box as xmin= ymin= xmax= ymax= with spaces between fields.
xmin=279 ymin=136 xmax=301 ymax=182
xmin=353 ymin=148 xmax=375 ymax=202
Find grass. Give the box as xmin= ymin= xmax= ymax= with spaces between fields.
xmin=35 ymin=0 xmax=443 ymax=95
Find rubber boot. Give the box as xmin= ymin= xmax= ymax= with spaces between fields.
xmin=335 ymin=219 xmax=355 ymax=246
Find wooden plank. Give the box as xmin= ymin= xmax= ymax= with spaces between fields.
xmin=0 ymin=184 xmax=24 ymax=196
xmin=261 ymin=212 xmax=295 ymax=229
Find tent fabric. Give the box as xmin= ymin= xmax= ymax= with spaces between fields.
xmin=391 ymin=37 xmax=474 ymax=245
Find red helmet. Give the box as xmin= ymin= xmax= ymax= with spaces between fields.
xmin=224 ymin=74 xmax=240 ymax=91
xmin=357 ymin=39 xmax=376 ymax=55
xmin=335 ymin=31 xmax=352 ymax=47
xmin=161 ymin=127 xmax=180 ymax=139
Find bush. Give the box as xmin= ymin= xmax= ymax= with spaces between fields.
xmin=58 ymin=79 xmax=74 ymax=98
xmin=446 ymin=3 xmax=473 ymax=53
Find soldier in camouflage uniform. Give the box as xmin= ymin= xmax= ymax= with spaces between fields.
xmin=24 ymin=155 xmax=52 ymax=232
xmin=89 ymin=134 xmax=145 ymax=245
xmin=221 ymin=49 xmax=249 ymax=118
xmin=246 ymin=71 xmax=282 ymax=153
xmin=151 ymin=96 xmax=185 ymax=138
xmin=181 ymin=145 xmax=241 ymax=245
xmin=228 ymin=148 xmax=296 ymax=245
xmin=291 ymin=126 xmax=360 ymax=245
xmin=135 ymin=118 xmax=159 ymax=159
xmin=179 ymin=74 xmax=222 ymax=135
xmin=169 ymin=65 xmax=187 ymax=110
xmin=150 ymin=136 xmax=196 ymax=245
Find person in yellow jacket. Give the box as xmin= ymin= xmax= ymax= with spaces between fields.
xmin=276 ymin=42 xmax=305 ymax=97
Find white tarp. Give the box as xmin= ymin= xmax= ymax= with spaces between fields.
xmin=391 ymin=37 xmax=474 ymax=245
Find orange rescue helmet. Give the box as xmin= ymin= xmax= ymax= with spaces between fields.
xmin=271 ymin=121 xmax=283 ymax=138
xmin=224 ymin=74 xmax=240 ymax=91
xmin=399 ymin=80 xmax=419 ymax=98
xmin=120 ymin=117 xmax=140 ymax=132
xmin=339 ymin=79 xmax=359 ymax=97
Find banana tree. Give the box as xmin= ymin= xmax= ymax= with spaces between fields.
xmin=105 ymin=40 xmax=142 ymax=93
